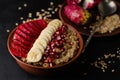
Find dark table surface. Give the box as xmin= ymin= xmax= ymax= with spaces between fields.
xmin=0 ymin=0 xmax=120 ymax=80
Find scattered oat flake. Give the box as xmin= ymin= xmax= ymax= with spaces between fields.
xmin=28 ymin=13 xmax=32 ymax=18
xmin=83 ymin=73 xmax=87 ymax=75
xmin=15 ymin=23 xmax=18 ymax=26
xmin=58 ymin=4 xmax=62 ymax=7
xmin=91 ymin=48 xmax=120 ymax=72
xmin=23 ymin=3 xmax=27 ymax=7
xmin=16 ymin=1 xmax=63 ymax=25
xmin=20 ymin=17 xmax=24 ymax=20
xmin=18 ymin=7 xmax=22 ymax=10
xmin=111 ymin=69 xmax=115 ymax=72
xmin=6 ymin=29 xmax=10 ymax=32
xmin=50 ymin=2 xmax=54 ymax=6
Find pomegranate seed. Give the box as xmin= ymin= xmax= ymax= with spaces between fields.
xmin=50 ymin=52 xmax=56 ymax=57
xmin=61 ymin=34 xmax=66 ymax=38
xmin=48 ymin=57 xmax=53 ymax=63
xmin=46 ymin=46 xmax=51 ymax=51
xmin=69 ymin=42 xmax=73 ymax=45
xmin=58 ymin=41 xmax=64 ymax=47
xmin=61 ymin=27 xmax=65 ymax=33
xmin=44 ymin=59 xmax=49 ymax=63
xmin=43 ymin=56 xmax=47 ymax=60
xmin=56 ymin=36 xmax=61 ymax=40
xmin=52 ymin=48 xmax=56 ymax=52
xmin=49 ymin=63 xmax=53 ymax=67
xmin=61 ymin=48 xmax=65 ymax=52
xmin=55 ymin=31 xmax=60 ymax=36
xmin=44 ymin=53 xmax=49 ymax=57
xmin=50 ymin=42 xmax=55 ymax=48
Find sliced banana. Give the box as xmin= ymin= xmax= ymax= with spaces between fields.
xmin=48 ymin=19 xmax=62 ymax=30
xmin=41 ymin=30 xmax=52 ymax=39
xmin=38 ymin=38 xmax=48 ymax=49
xmin=39 ymin=32 xmax=51 ymax=42
xmin=34 ymin=39 xmax=45 ymax=53
xmin=45 ymin=27 xmax=54 ymax=35
xmin=47 ymin=25 xmax=56 ymax=32
xmin=27 ymin=47 xmax=42 ymax=63
xmin=46 ymin=26 xmax=56 ymax=33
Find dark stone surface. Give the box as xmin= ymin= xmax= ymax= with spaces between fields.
xmin=0 ymin=0 xmax=120 ymax=80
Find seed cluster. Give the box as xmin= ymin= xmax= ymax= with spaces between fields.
xmin=15 ymin=1 xmax=62 ymax=26
xmin=91 ymin=48 xmax=120 ymax=72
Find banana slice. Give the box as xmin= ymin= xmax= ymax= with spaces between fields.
xmin=45 ymin=27 xmax=55 ymax=35
xmin=27 ymin=47 xmax=42 ymax=63
xmin=48 ymin=22 xmax=59 ymax=30
xmin=47 ymin=25 xmax=56 ymax=32
xmin=41 ymin=30 xmax=52 ymax=42
xmin=38 ymin=38 xmax=48 ymax=49
xmin=48 ymin=19 xmax=62 ymax=30
xmin=39 ymin=32 xmax=51 ymax=42
xmin=46 ymin=26 xmax=56 ymax=33
xmin=34 ymin=39 xmax=45 ymax=53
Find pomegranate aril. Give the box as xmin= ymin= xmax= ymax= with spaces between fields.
xmin=52 ymin=48 xmax=56 ymax=53
xmin=48 ymin=57 xmax=53 ymax=63
xmin=43 ymin=53 xmax=49 ymax=57
xmin=69 ymin=42 xmax=73 ymax=45
xmin=50 ymin=42 xmax=55 ymax=48
xmin=46 ymin=46 xmax=51 ymax=52
xmin=61 ymin=48 xmax=65 ymax=52
xmin=49 ymin=63 xmax=53 ymax=67
xmin=56 ymin=36 xmax=61 ymax=40
xmin=44 ymin=59 xmax=49 ymax=63
xmin=61 ymin=26 xmax=66 ymax=33
xmin=55 ymin=31 xmax=60 ymax=36
xmin=61 ymin=34 xmax=66 ymax=38
xmin=49 ymin=52 xmax=55 ymax=56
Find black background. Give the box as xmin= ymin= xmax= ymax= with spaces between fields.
xmin=0 ymin=0 xmax=120 ymax=80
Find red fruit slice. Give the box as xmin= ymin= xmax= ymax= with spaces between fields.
xmin=36 ymin=20 xmax=47 ymax=28
xmin=11 ymin=19 xmax=47 ymax=58
xmin=12 ymin=39 xmax=31 ymax=51
xmin=32 ymin=21 xmax=44 ymax=31
xmin=15 ymin=28 xmax=35 ymax=42
xmin=27 ymin=22 xmax=41 ymax=33
xmin=23 ymin=23 xmax=40 ymax=35
xmin=11 ymin=40 xmax=28 ymax=58
xmin=18 ymin=25 xmax=37 ymax=38
xmin=13 ymin=32 xmax=33 ymax=46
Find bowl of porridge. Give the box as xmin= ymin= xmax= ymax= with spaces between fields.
xmin=7 ymin=19 xmax=83 ymax=75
